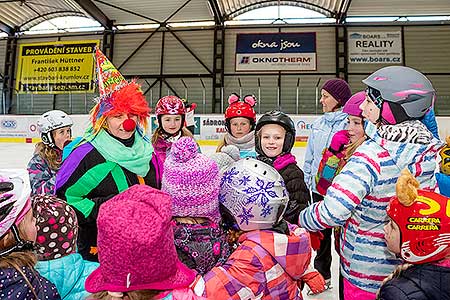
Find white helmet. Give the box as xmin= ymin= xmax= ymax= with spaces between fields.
xmin=37 ymin=110 xmax=73 ymax=148
xmin=219 ymin=158 xmax=288 ymax=231
xmin=0 ymin=169 xmax=34 ymax=256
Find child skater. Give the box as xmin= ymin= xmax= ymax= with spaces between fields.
xmin=162 ymin=137 xmax=231 ymax=275
xmin=85 ymin=184 xmax=204 ymax=300
xmin=377 ymin=169 xmax=450 ymax=299
xmin=314 ymin=91 xmax=367 ymax=299
xmin=255 ymin=110 xmax=311 ymax=224
xmin=299 ymin=66 xmax=441 ymax=299
xmin=0 ymin=169 xmax=60 ymax=300
xmin=152 ymin=95 xmax=194 ymax=168
xmin=32 ymin=194 xmax=98 ymax=300
xmin=315 ymin=91 xmax=367 ymax=196
xmin=255 ymin=110 xmax=326 ymax=295
xmin=216 ymin=93 xmax=257 ymax=158
xmin=27 ymin=110 xmax=73 ymax=195
xmin=198 ymin=158 xmax=312 ymax=299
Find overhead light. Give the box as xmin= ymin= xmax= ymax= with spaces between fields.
xmin=167 ymin=21 xmax=215 ymax=28
xmin=116 ymin=24 xmax=160 ymax=30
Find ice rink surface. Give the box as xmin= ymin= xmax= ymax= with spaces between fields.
xmin=2 ymin=142 xmax=339 ymax=300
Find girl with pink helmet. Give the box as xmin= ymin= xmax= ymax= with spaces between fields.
xmin=0 ymin=170 xmax=60 ymax=300
xmin=152 ymin=95 xmax=194 ymax=169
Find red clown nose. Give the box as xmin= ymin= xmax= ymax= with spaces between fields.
xmin=123 ymin=119 xmax=136 ymax=132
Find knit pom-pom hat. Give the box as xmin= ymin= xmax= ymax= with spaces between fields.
xmin=162 ymin=137 xmax=221 ymax=223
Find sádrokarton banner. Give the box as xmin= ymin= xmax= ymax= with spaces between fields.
xmin=15 ymin=40 xmax=99 ymax=94
xmin=235 ymin=32 xmax=317 ymax=71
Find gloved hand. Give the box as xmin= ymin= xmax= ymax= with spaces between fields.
xmin=309 ymin=231 xmax=324 ymax=250
xmin=302 ymin=271 xmax=326 ymax=295
xmin=329 ymin=130 xmax=350 ymax=154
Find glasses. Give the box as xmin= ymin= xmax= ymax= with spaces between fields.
xmin=366 ymin=87 xmax=383 ymax=108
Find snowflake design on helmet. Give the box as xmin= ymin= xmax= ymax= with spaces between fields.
xmin=260 ymin=205 xmax=273 ymax=218
xmin=279 ymin=180 xmax=287 ymax=197
xmin=239 ymin=175 xmax=251 ymax=186
xmin=221 ymin=167 xmax=239 ymax=186
xmin=237 ymin=207 xmax=254 ymax=226
xmin=243 ymin=178 xmax=278 ymax=207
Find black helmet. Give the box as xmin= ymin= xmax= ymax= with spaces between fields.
xmin=255 ymin=110 xmax=296 ymax=156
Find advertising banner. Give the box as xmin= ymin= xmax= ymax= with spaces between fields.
xmin=236 ymin=33 xmax=317 ymax=71
xmin=16 ymin=40 xmax=99 ymax=94
xmin=348 ymin=31 xmax=402 ymax=64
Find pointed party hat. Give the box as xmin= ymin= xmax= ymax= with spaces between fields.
xmin=95 ymin=47 xmax=127 ymax=97
xmin=90 ymin=47 xmax=150 ymax=133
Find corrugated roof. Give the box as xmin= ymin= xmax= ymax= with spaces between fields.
xmin=0 ymin=0 xmax=92 ymax=32
xmin=0 ymin=0 xmax=449 ymax=34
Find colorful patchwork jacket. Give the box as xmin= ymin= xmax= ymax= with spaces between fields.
xmin=200 ymin=224 xmax=311 ymax=299
xmin=27 ymin=152 xmax=58 ymax=195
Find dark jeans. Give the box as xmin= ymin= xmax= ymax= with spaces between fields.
xmin=312 ymin=192 xmax=332 ymax=280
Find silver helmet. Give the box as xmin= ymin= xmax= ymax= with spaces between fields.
xmin=219 ymin=158 xmax=288 ymax=231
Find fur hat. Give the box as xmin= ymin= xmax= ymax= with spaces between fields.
xmin=162 ymin=137 xmax=221 ymax=223
xmin=85 ymin=185 xmax=196 ymax=293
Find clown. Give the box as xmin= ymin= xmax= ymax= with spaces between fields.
xmin=55 ymin=48 xmax=161 ymax=262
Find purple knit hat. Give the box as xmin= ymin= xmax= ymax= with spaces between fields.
xmin=85 ymin=185 xmax=196 ymax=293
xmin=322 ymin=78 xmax=352 ymax=106
xmin=162 ymin=136 xmax=221 ymax=223
xmin=32 ymin=194 xmax=78 ymax=261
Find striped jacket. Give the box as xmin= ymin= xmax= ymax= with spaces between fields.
xmin=201 ymin=224 xmax=311 ymax=299
xmin=299 ymin=120 xmax=441 ymax=293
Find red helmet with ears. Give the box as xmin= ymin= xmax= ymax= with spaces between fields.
xmin=387 ymin=190 xmax=450 ymax=264
xmin=224 ymin=93 xmax=257 ymax=132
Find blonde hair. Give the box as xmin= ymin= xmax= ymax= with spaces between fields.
xmin=216 ymin=137 xmax=227 ymax=153
xmin=35 ymin=142 xmax=62 ymax=171
xmin=89 ymin=290 xmax=160 ymax=300
xmin=151 ymin=127 xmax=193 ymax=144
xmin=376 ymin=263 xmax=413 ymax=298
xmin=0 ymin=220 xmax=39 ymax=298
xmin=344 ymin=135 xmax=366 ymax=161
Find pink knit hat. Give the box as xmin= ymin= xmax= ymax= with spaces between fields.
xmin=162 ymin=136 xmax=221 ymax=223
xmin=85 ymin=185 xmax=196 ymax=293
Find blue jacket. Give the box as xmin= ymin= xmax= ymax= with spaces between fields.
xmin=303 ymin=110 xmax=348 ymax=193
xmin=0 ymin=266 xmax=61 ymax=300
xmin=300 ymin=120 xmax=441 ymax=293
xmin=36 ymin=253 xmax=98 ymax=300
xmin=378 ymin=262 xmax=450 ymax=300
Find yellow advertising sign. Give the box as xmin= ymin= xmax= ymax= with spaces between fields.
xmin=16 ymin=40 xmax=99 ymax=94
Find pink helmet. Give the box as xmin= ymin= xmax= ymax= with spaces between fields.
xmin=343 ymin=91 xmax=366 ymax=118
xmin=155 ymin=96 xmax=185 ymax=117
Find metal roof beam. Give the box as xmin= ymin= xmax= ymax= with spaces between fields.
xmin=208 ymin=0 xmax=224 ymax=24
xmin=0 ymin=20 xmax=13 ymax=35
xmin=93 ymin=0 xmax=160 ymax=24
xmin=337 ymin=0 xmax=353 ymax=23
xmin=75 ymin=0 xmax=112 ymax=28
